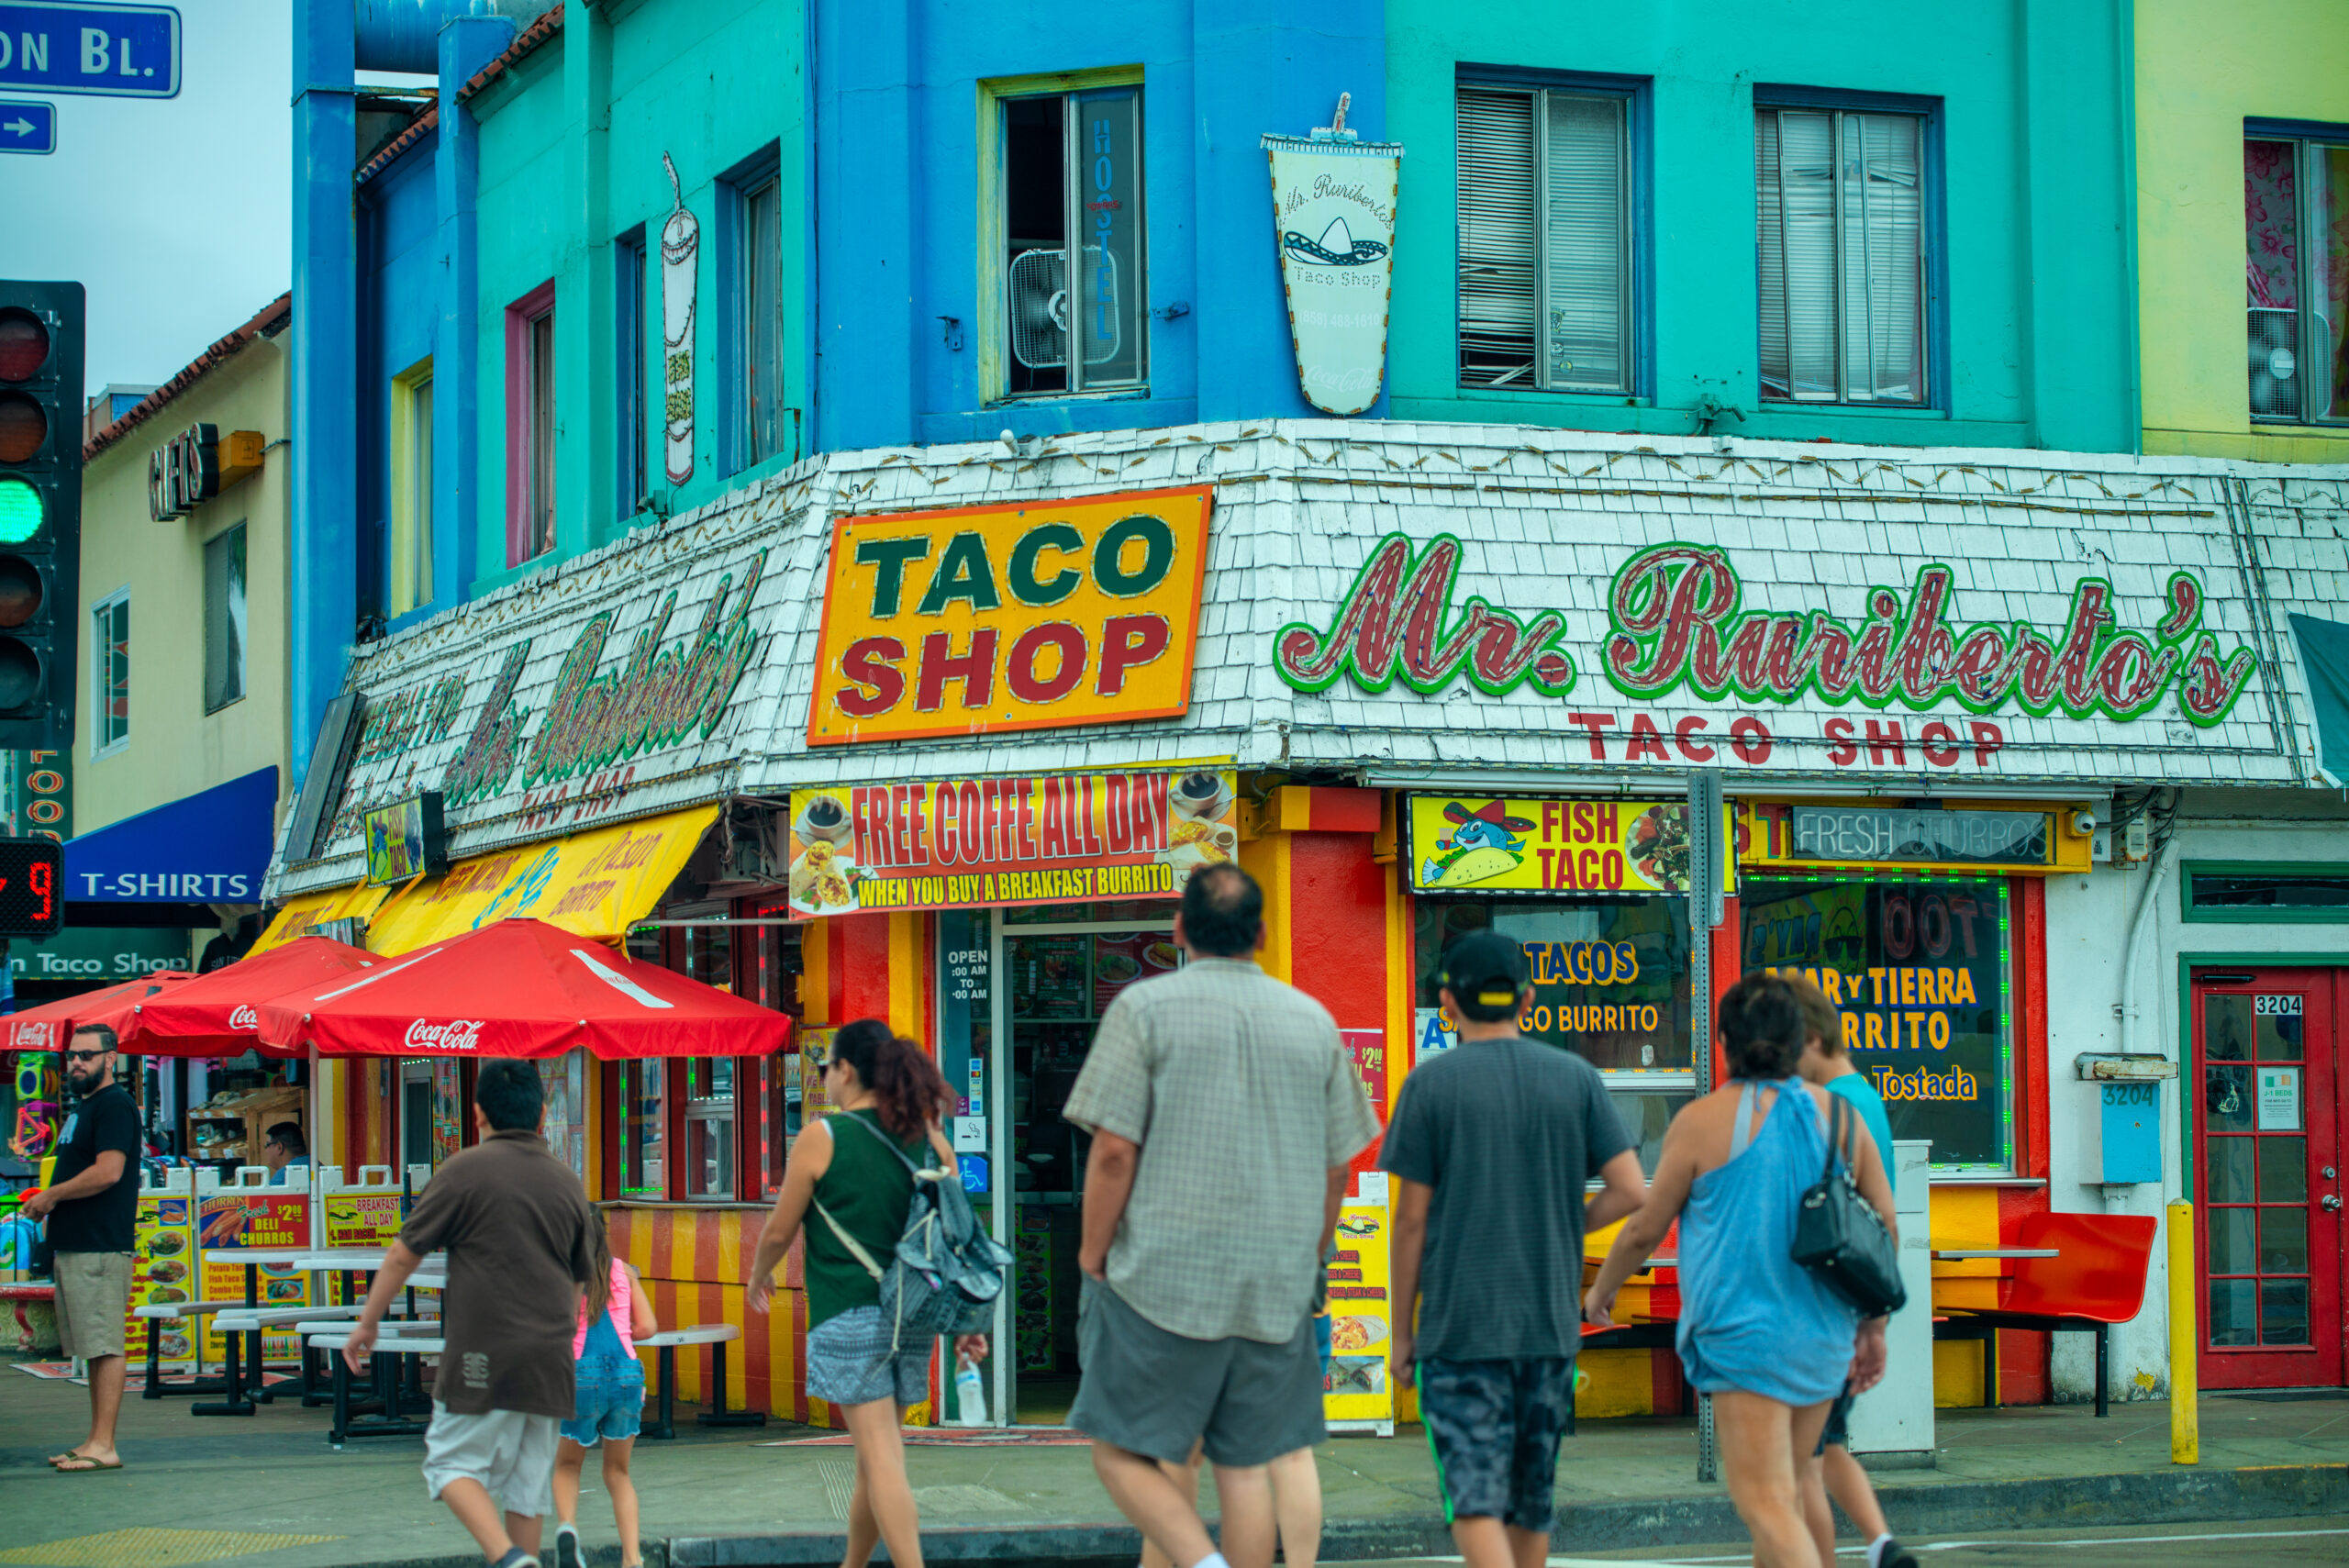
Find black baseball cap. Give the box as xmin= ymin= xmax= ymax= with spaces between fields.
xmin=1437 ymin=929 xmax=1530 ymax=1015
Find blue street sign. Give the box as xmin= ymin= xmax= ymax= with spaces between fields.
xmin=0 ymin=97 xmax=52 ymax=152
xmin=0 ymin=3 xmax=178 ymax=100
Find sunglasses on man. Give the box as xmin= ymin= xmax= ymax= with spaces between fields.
xmin=66 ymin=1048 xmax=112 ymax=1062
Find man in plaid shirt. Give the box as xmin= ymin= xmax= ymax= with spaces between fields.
xmin=1063 ymin=863 xmax=1378 ymax=1568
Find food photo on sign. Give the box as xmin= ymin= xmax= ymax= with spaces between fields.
xmin=783 ymin=771 xmax=1239 ymax=918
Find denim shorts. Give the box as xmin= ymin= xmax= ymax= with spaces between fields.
xmin=560 ymin=1351 xmax=646 ymax=1447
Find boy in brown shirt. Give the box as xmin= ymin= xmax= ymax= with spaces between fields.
xmin=347 ymin=1061 xmax=596 ymax=1568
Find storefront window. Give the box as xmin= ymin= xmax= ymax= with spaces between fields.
xmin=618 ymin=1059 xmax=665 ymax=1196
xmin=1414 ymin=896 xmax=1695 ymax=1172
xmin=1741 ymin=876 xmax=2012 ymax=1173
xmin=685 ymin=1057 xmax=735 ymax=1199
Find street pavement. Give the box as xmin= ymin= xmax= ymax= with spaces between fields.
xmin=1330 ymin=1515 xmax=2349 ymax=1564
xmin=2 ymin=1354 xmax=2344 ymax=1568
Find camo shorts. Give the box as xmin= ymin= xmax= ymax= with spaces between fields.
xmin=1417 ymin=1357 xmax=1575 ymax=1533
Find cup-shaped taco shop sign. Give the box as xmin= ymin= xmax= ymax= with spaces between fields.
xmin=807 ymin=486 xmax=1213 ymax=746
xmin=785 ymin=769 xmax=1240 ymax=918
xmin=1264 ymin=134 xmax=1402 ymax=417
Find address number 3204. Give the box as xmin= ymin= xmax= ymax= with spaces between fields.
xmin=2254 ymin=994 xmax=2303 ymax=1017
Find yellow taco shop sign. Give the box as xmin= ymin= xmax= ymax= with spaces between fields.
xmin=1404 ymin=795 xmax=1737 ymax=895
xmin=807 ymin=486 xmax=1214 ymax=746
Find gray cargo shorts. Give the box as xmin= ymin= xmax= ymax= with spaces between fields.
xmin=1066 ymin=1277 xmax=1323 ymax=1468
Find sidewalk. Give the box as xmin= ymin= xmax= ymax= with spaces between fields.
xmin=3 ymin=1355 xmax=2343 ymax=1568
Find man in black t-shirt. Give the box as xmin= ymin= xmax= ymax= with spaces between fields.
xmin=1381 ymin=930 xmax=1648 ymax=1568
xmin=23 ymin=1023 xmax=143 ymax=1472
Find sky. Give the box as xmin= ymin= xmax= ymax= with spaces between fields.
xmin=6 ymin=0 xmax=295 ymax=395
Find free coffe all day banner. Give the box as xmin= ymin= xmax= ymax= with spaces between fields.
xmin=785 ymin=770 xmax=1239 ymax=918
xmin=807 ymin=487 xmax=1213 ymax=747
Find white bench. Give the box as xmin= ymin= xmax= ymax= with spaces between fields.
xmin=306 ymin=1330 xmax=445 ymax=1448
xmin=132 ymin=1300 xmax=240 ymax=1401
xmin=635 ymin=1324 xmax=758 ymax=1437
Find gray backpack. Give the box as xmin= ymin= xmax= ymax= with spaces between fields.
xmin=812 ymin=1114 xmax=1014 ymax=1351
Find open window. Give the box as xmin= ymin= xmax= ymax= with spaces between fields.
xmin=996 ymin=82 xmax=1146 ymax=398
xmin=2245 ymin=128 xmax=2349 ymax=424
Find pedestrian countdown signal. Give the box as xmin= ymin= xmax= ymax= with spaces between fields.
xmin=0 ymin=835 xmax=63 ymax=937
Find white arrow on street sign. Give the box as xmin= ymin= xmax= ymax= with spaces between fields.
xmin=5 ymin=117 xmax=30 ymax=134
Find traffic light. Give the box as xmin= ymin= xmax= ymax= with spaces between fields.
xmin=0 ymin=282 xmax=83 ymax=750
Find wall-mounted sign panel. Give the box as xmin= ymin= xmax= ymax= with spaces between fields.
xmin=784 ymin=769 xmax=1237 ymax=917
xmin=1263 ymin=132 xmax=1402 ymax=417
xmin=362 ymin=792 xmax=447 ymax=885
xmin=0 ymin=4 xmax=180 ymax=99
xmin=1742 ymin=802 xmax=2089 ymax=876
xmin=807 ymin=486 xmax=1212 ymax=746
xmin=1404 ymin=795 xmax=1737 ymax=896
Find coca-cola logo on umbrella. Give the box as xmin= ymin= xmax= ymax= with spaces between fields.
xmin=228 ymin=1006 xmax=259 ymax=1030
xmin=405 ymin=1019 xmax=486 ymax=1052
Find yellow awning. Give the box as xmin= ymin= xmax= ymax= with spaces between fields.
xmin=365 ymin=804 xmax=721 ymax=955
xmin=252 ymin=882 xmax=391 ymax=954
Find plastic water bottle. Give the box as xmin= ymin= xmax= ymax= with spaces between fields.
xmin=954 ymin=1359 xmax=986 ymax=1426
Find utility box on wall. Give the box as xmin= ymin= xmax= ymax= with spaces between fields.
xmin=1846 ymin=1139 xmax=1933 ymax=1464
xmin=2076 ymin=1055 xmax=2176 ymax=1184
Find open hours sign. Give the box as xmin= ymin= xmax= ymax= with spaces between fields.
xmin=807 ymin=486 xmax=1212 ymax=745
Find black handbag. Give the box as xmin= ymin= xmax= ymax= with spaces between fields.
xmin=1790 ymin=1095 xmax=1907 ymax=1318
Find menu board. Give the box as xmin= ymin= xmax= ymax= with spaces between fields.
xmin=1092 ymin=932 xmax=1175 ymax=1015
xmin=197 ymin=1191 xmax=311 ymax=1360
xmin=1744 ymin=878 xmax=2010 ymax=1171
xmin=126 ymin=1194 xmax=196 ymax=1368
xmin=429 ymin=1062 xmax=463 ymax=1164
xmin=1339 ymin=1029 xmax=1389 ymax=1188
xmin=321 ymin=1191 xmax=403 ymax=1249
xmin=1324 ymin=1201 xmax=1394 ymax=1429
xmin=1011 ymin=935 xmax=1089 ymax=1019
xmin=799 ymin=1028 xmax=836 ymax=1122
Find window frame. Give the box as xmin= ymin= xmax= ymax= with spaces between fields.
xmin=505 ymin=280 xmax=558 ymax=567
xmin=90 ymin=586 xmax=129 ymax=759
xmin=388 ymin=356 xmax=435 ymax=617
xmin=979 ymin=67 xmax=1149 ymax=406
xmin=201 ymin=521 xmax=247 ymax=715
xmin=1453 ymin=66 xmax=1651 ymax=399
xmin=718 ymin=145 xmax=786 ymax=473
xmin=2183 ymin=860 xmax=2349 ymax=925
xmin=2243 ymin=119 xmax=2349 ymax=428
xmin=1752 ymin=83 xmax=1946 ymax=412
xmin=614 ymin=228 xmax=648 ymax=520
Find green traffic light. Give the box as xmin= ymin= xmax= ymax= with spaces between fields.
xmin=0 ymin=479 xmax=39 ymax=545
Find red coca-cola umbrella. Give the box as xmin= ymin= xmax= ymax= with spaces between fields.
xmin=113 ymin=936 xmax=379 ymax=1058
xmin=256 ymin=917 xmax=793 ymax=1061
xmin=3 ymin=971 xmax=195 ymax=1052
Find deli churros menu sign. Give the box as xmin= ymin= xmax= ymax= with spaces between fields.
xmin=786 ymin=771 xmax=1240 ymax=918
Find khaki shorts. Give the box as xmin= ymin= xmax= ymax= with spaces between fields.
xmin=421 ymin=1403 xmax=561 ymax=1518
xmin=54 ymin=1251 xmax=133 ymax=1362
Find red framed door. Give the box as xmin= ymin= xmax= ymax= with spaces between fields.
xmin=2191 ymin=969 xmax=2343 ymax=1388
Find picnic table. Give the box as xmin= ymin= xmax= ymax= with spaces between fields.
xmin=131 ymin=1300 xmax=237 ymax=1400
xmin=196 ymin=1248 xmax=317 ymax=1415
xmin=637 ymin=1325 xmax=759 ymax=1438
xmin=306 ymin=1329 xmax=441 ymax=1448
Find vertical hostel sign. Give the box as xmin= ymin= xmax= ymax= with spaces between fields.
xmin=1263 ymin=117 xmax=1401 ymax=417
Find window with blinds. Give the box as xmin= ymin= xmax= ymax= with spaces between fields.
xmin=1457 ymin=84 xmax=1631 ymax=394
xmin=1755 ymin=106 xmax=1927 ymax=405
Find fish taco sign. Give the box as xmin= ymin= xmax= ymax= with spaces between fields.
xmin=1264 ymin=122 xmax=1402 ymax=417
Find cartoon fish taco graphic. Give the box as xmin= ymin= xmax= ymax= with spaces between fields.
xmin=1419 ymin=801 xmax=1537 ymax=889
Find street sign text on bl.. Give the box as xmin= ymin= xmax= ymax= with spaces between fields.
xmin=0 ymin=3 xmax=180 ymax=100
xmin=0 ymin=97 xmax=51 ymax=152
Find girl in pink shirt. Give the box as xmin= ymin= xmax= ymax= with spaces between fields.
xmin=553 ymin=1212 xmax=657 ymax=1568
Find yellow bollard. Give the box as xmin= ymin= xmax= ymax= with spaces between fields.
xmin=2168 ymin=1198 xmax=2198 ymax=1464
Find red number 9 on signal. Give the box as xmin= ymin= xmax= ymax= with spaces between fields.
xmin=29 ymin=857 xmax=52 ymax=920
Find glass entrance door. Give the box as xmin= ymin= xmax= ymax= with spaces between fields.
xmin=988 ymin=905 xmax=1180 ymax=1425
xmin=2192 ymin=969 xmax=2344 ymax=1388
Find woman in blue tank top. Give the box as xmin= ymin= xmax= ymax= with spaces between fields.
xmin=1587 ymin=974 xmax=1897 ymax=1568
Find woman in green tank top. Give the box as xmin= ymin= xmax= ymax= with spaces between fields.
xmin=748 ymin=1019 xmax=987 ymax=1568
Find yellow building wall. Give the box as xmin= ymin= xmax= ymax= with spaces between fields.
xmin=76 ymin=338 xmax=294 ymax=837
xmin=2136 ymin=0 xmax=2349 ymax=459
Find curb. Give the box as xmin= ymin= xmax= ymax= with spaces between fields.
xmin=664 ymin=1462 xmax=2349 ymax=1564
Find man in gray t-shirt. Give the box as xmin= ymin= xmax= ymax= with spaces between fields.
xmin=1382 ymin=929 xmax=1645 ymax=1567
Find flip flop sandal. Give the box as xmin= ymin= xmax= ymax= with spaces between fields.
xmin=47 ymin=1450 xmax=87 ymax=1466
xmin=53 ymin=1455 xmax=122 ymax=1473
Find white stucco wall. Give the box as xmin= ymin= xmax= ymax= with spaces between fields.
xmin=2043 ymin=788 xmax=2349 ymax=1403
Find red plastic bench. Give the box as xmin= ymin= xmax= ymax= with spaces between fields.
xmin=1932 ymin=1210 xmax=2155 ymax=1418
